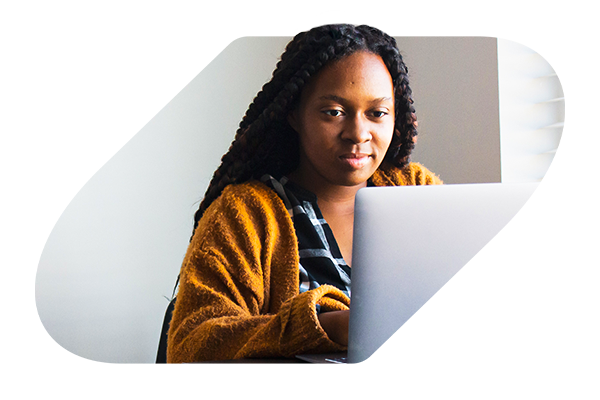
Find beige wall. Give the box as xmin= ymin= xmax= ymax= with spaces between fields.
xmin=398 ymin=36 xmax=501 ymax=184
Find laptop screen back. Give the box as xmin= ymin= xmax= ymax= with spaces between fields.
xmin=348 ymin=182 xmax=565 ymax=363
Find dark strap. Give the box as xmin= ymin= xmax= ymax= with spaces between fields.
xmin=155 ymin=297 xmax=176 ymax=363
xmin=155 ymin=276 xmax=180 ymax=363
xmin=172 ymin=274 xmax=180 ymax=300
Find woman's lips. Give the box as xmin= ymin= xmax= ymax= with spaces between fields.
xmin=339 ymin=153 xmax=371 ymax=169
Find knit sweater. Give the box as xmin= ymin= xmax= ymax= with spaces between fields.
xmin=166 ymin=162 xmax=442 ymax=363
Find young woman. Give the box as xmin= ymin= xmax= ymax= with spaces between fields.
xmin=166 ymin=24 xmax=442 ymax=363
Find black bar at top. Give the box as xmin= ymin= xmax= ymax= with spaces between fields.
xmin=35 ymin=10 xmax=565 ymax=36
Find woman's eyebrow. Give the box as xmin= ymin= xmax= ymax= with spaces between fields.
xmin=318 ymin=95 xmax=393 ymax=103
xmin=319 ymin=94 xmax=347 ymax=103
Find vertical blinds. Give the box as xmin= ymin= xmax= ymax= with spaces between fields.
xmin=497 ymin=38 xmax=565 ymax=183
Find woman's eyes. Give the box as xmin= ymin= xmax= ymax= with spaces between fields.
xmin=371 ymin=110 xmax=388 ymax=118
xmin=322 ymin=109 xmax=389 ymax=118
xmin=323 ymin=109 xmax=344 ymax=117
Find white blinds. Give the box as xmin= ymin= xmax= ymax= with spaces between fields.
xmin=497 ymin=39 xmax=565 ymax=183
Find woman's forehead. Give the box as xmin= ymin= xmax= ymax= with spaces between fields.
xmin=300 ymin=52 xmax=394 ymax=103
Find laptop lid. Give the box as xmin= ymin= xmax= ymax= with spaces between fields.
xmin=348 ymin=182 xmax=565 ymax=363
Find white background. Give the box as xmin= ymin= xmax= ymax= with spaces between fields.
xmin=0 ymin=0 xmax=600 ymax=399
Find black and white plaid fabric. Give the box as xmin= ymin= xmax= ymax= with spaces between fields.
xmin=261 ymin=175 xmax=352 ymax=300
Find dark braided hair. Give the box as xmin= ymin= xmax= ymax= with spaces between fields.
xmin=192 ymin=24 xmax=418 ymax=237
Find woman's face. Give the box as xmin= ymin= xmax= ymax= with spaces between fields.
xmin=288 ymin=51 xmax=395 ymax=193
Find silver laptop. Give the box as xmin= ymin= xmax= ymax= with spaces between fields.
xmin=304 ymin=182 xmax=565 ymax=364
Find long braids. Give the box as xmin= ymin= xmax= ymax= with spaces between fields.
xmin=191 ymin=24 xmax=419 ymax=237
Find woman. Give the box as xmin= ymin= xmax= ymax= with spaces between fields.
xmin=166 ymin=24 xmax=442 ymax=363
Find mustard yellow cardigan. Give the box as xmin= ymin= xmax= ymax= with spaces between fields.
xmin=166 ymin=162 xmax=442 ymax=363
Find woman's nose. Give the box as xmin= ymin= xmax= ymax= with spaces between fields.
xmin=341 ymin=115 xmax=372 ymax=144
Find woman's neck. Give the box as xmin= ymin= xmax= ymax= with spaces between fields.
xmin=287 ymin=170 xmax=366 ymax=206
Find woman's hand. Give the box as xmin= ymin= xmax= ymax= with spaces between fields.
xmin=317 ymin=310 xmax=350 ymax=346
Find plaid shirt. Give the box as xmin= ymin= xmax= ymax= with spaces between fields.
xmin=261 ymin=175 xmax=352 ymax=300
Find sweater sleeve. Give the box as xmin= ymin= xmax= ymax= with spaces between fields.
xmin=166 ymin=182 xmax=349 ymax=363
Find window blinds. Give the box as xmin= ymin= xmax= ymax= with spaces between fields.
xmin=497 ymin=39 xmax=565 ymax=183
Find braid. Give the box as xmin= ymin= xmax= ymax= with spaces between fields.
xmin=389 ymin=58 xmax=418 ymax=166
xmin=191 ymin=24 xmax=419 ymax=237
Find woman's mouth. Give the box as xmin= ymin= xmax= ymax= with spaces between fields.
xmin=339 ymin=153 xmax=371 ymax=169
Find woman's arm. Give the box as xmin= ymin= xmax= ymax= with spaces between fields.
xmin=168 ymin=272 xmax=349 ymax=362
xmin=166 ymin=182 xmax=350 ymax=362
